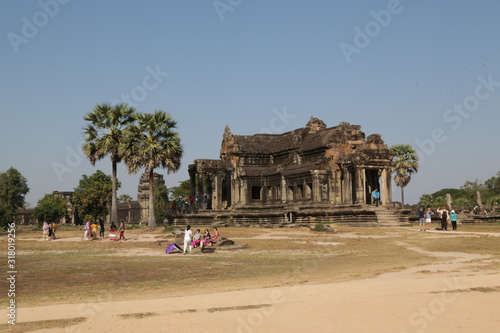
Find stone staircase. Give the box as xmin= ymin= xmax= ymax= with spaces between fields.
xmin=373 ymin=207 xmax=411 ymax=227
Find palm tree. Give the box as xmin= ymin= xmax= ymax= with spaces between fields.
xmin=82 ymin=103 xmax=136 ymax=224
xmin=390 ymin=144 xmax=419 ymax=207
xmin=121 ymin=110 xmax=183 ymax=228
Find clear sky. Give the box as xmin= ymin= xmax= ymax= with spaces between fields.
xmin=1 ymin=0 xmax=499 ymax=207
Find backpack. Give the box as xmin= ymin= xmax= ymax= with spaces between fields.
xmin=442 ymin=210 xmax=448 ymax=219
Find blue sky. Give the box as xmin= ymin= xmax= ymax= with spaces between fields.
xmin=1 ymin=0 xmax=499 ymax=207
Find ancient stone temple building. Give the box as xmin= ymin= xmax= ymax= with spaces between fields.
xmin=188 ymin=117 xmax=393 ymax=217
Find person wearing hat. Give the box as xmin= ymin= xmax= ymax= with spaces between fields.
xmin=450 ymin=210 xmax=458 ymax=230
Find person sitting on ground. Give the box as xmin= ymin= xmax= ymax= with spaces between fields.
xmin=192 ymin=229 xmax=202 ymax=248
xmin=200 ymin=228 xmax=211 ymax=248
xmin=209 ymin=227 xmax=220 ymax=245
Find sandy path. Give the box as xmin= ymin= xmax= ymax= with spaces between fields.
xmin=9 ymin=239 xmax=500 ymax=333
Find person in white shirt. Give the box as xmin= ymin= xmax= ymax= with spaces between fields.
xmin=183 ymin=225 xmax=193 ymax=254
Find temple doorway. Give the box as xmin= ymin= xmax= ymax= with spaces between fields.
xmin=365 ymin=169 xmax=380 ymax=205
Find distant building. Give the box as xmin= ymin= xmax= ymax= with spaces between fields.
xmin=14 ymin=172 xmax=166 ymax=225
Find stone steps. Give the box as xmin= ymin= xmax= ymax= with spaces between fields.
xmin=373 ymin=208 xmax=411 ymax=227
xmin=173 ymin=206 xmax=411 ymax=227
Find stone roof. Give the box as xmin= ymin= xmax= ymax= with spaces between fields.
xmin=226 ymin=118 xmax=370 ymax=155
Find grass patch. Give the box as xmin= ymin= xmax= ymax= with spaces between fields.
xmin=469 ymin=286 xmax=500 ymax=293
xmin=435 ymin=286 xmax=500 ymax=294
xmin=0 ymin=317 xmax=86 ymax=333
xmin=312 ymin=223 xmax=328 ymax=232
xmin=207 ymin=304 xmax=272 ymax=312
xmin=117 ymin=312 xmax=159 ymax=319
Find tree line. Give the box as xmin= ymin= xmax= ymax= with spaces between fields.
xmin=0 ymin=103 xmax=182 ymax=229
xmin=417 ymin=171 xmax=500 ymax=209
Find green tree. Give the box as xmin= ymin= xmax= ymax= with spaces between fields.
xmin=391 ymin=144 xmax=419 ymax=207
xmin=122 ymin=110 xmax=183 ymax=228
xmin=460 ymin=179 xmax=489 ymax=205
xmin=485 ymin=171 xmax=500 ymax=195
xmin=82 ymin=103 xmax=135 ymax=225
xmin=169 ymin=179 xmax=191 ymax=200
xmin=118 ymin=194 xmax=133 ymax=203
xmin=0 ymin=167 xmax=29 ymax=228
xmin=154 ymin=178 xmax=169 ymax=225
xmin=33 ymin=194 xmax=68 ymax=226
xmin=417 ymin=194 xmax=434 ymax=208
xmin=72 ymin=170 xmax=117 ymax=222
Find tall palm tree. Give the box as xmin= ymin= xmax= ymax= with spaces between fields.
xmin=390 ymin=144 xmax=419 ymax=207
xmin=121 ymin=110 xmax=183 ymax=228
xmin=82 ymin=103 xmax=136 ymax=224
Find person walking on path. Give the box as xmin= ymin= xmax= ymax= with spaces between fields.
xmin=117 ymin=221 xmax=126 ymax=240
xmin=42 ymin=222 xmax=49 ymax=241
xmin=50 ymin=221 xmax=57 ymax=240
xmin=417 ymin=207 xmax=426 ymax=231
xmin=183 ymin=225 xmax=193 ymax=254
xmin=91 ymin=221 xmax=98 ymax=240
xmin=99 ymin=219 xmax=105 ymax=238
xmin=84 ymin=221 xmax=92 ymax=241
xmin=450 ymin=210 xmax=458 ymax=230
xmin=372 ymin=189 xmax=380 ymax=207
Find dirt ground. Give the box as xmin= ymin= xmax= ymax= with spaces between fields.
xmin=1 ymin=224 xmax=500 ymax=333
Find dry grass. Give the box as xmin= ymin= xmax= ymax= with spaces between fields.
xmin=117 ymin=312 xmax=159 ymax=319
xmin=2 ymin=224 xmax=500 ymax=310
xmin=0 ymin=317 xmax=86 ymax=333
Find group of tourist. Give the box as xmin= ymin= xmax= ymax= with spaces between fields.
xmin=183 ymin=226 xmax=220 ymax=254
xmin=41 ymin=221 xmax=57 ymax=241
xmin=83 ymin=220 xmax=126 ymax=241
xmin=416 ymin=207 xmax=458 ymax=231
xmin=171 ymin=195 xmax=209 ymax=215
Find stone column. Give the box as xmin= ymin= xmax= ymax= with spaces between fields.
xmin=354 ymin=168 xmax=365 ymax=204
xmin=240 ymin=179 xmax=247 ymax=205
xmin=197 ymin=172 xmax=205 ymax=208
xmin=312 ymin=171 xmax=320 ymax=202
xmin=189 ymin=170 xmax=196 ymax=197
xmin=281 ymin=175 xmax=287 ymax=203
xmin=213 ymin=173 xmax=224 ymax=210
xmin=231 ymin=172 xmax=239 ymax=205
xmin=342 ymin=168 xmax=354 ymax=204
xmin=381 ymin=168 xmax=392 ymax=205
